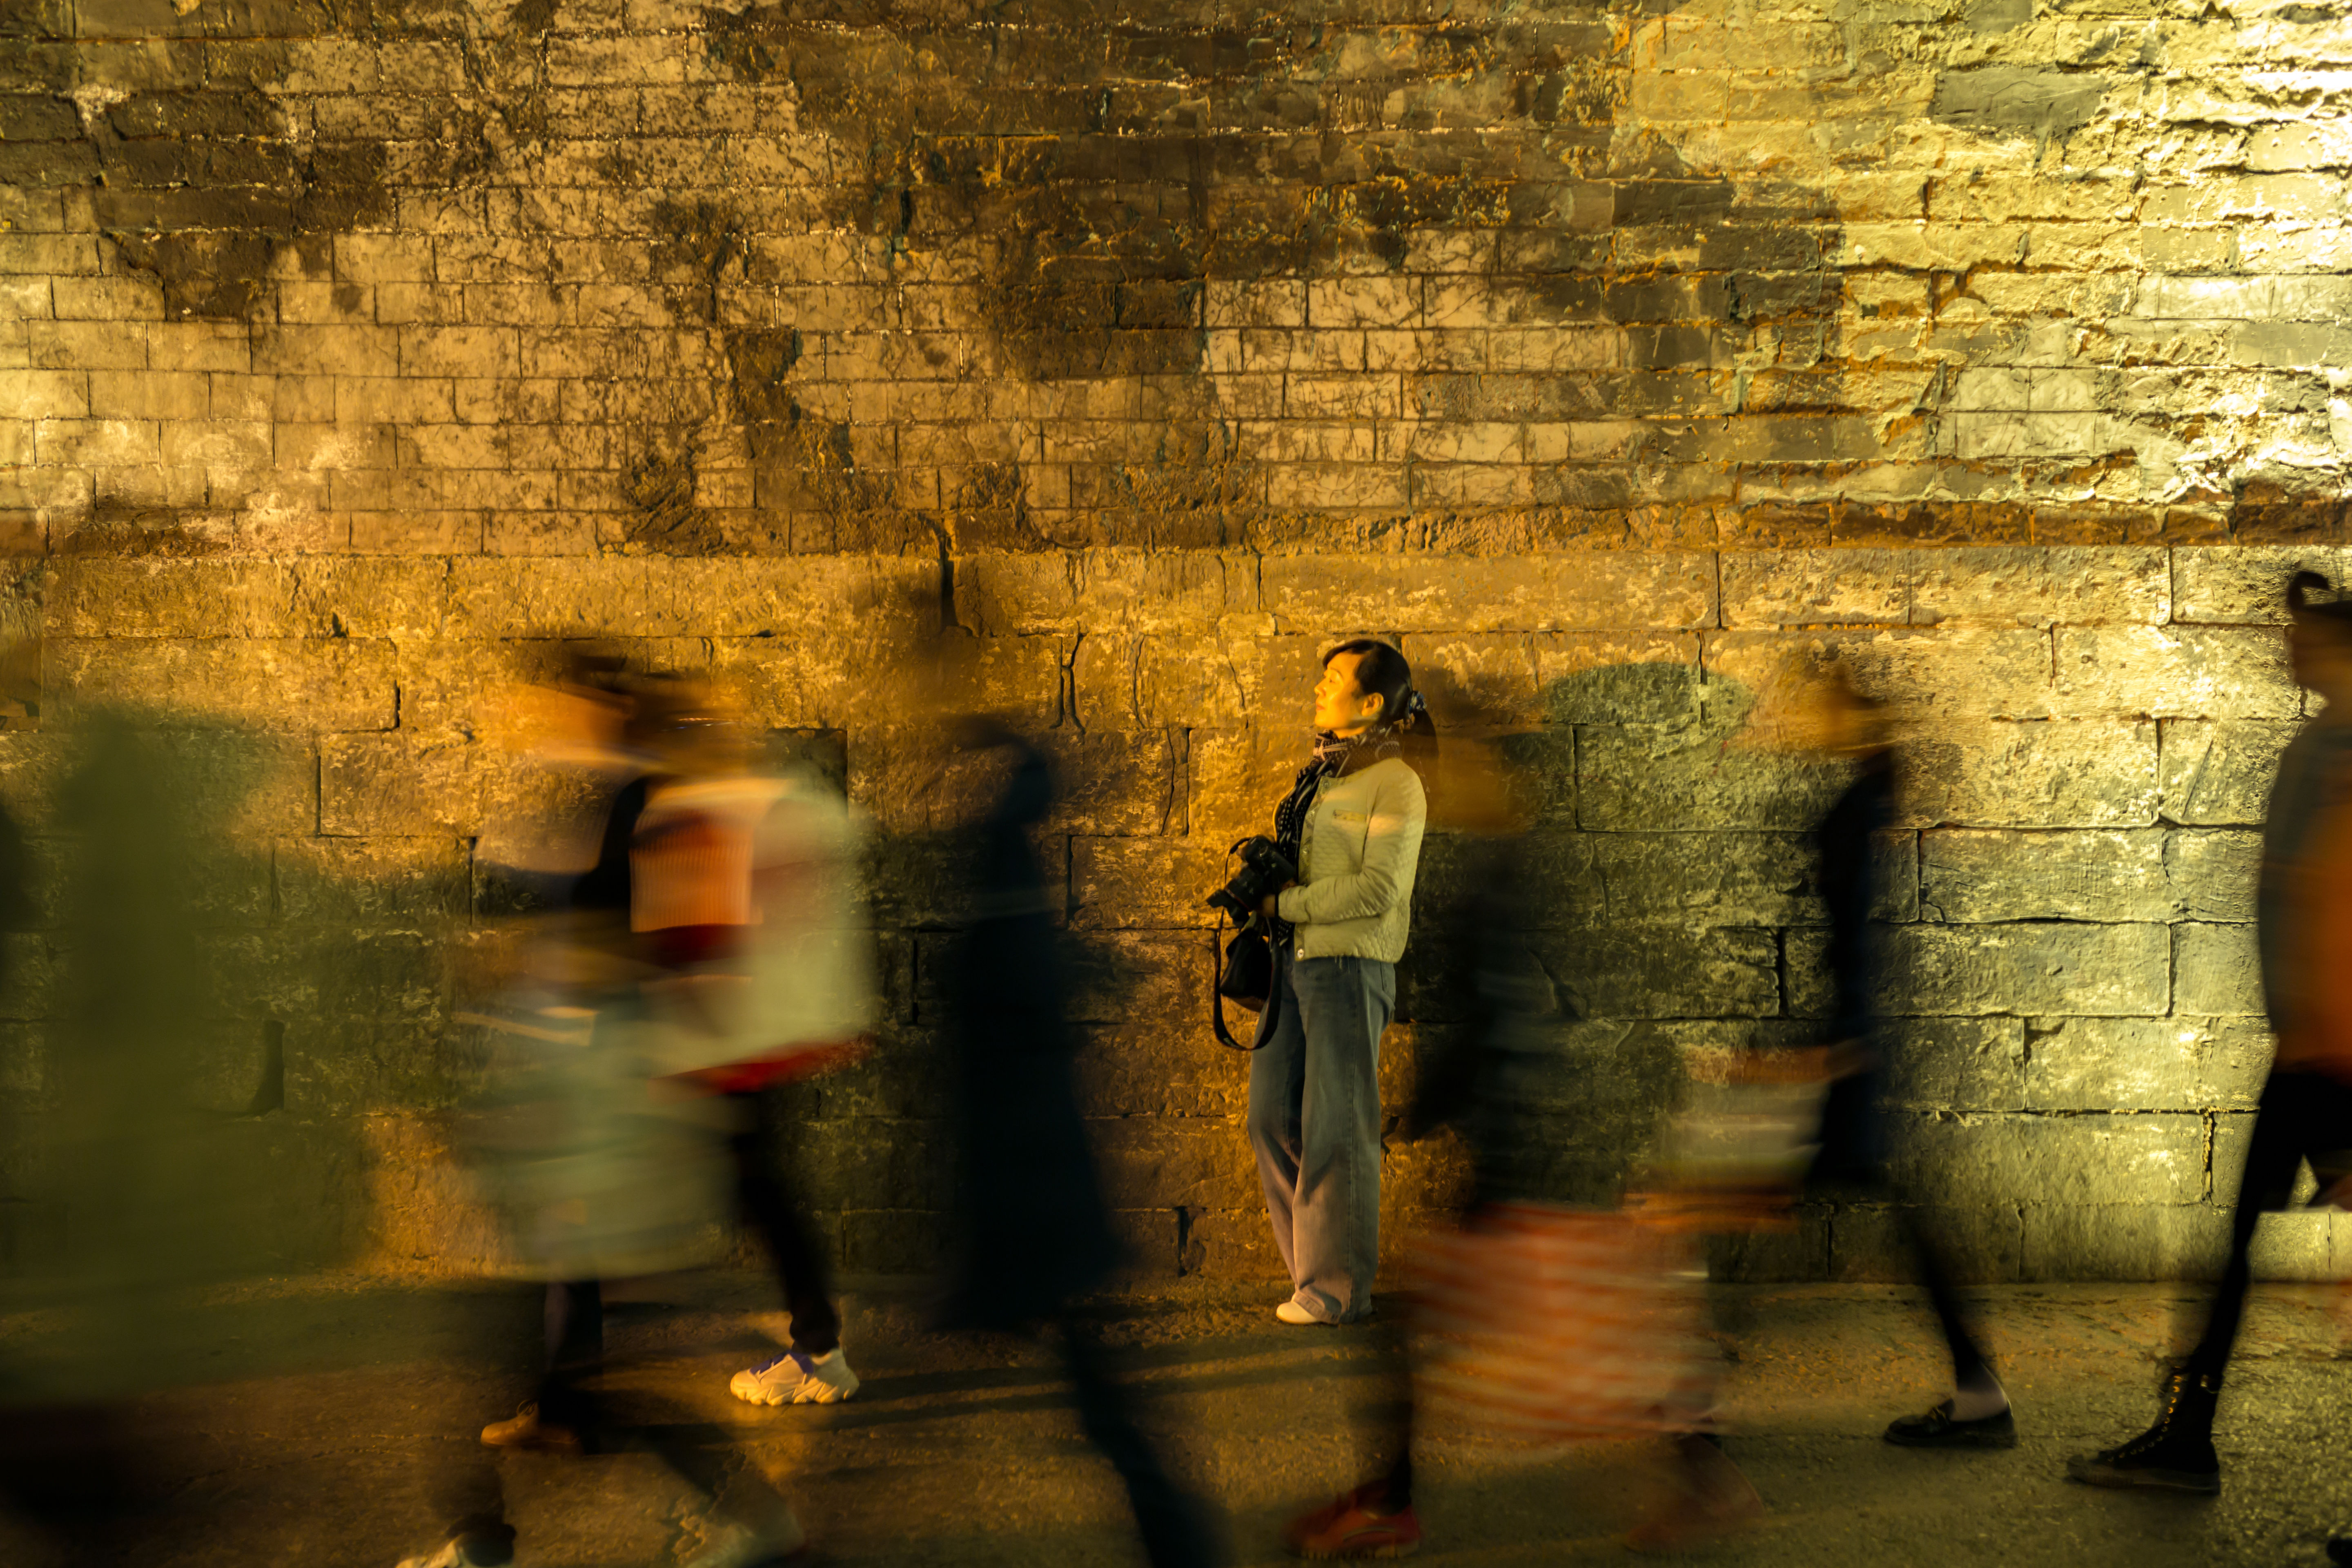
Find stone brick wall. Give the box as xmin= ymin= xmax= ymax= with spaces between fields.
xmin=5 ymin=0 xmax=2352 ymax=1281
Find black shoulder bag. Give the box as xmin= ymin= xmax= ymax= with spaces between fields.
xmin=1213 ymin=907 xmax=1273 ymax=1051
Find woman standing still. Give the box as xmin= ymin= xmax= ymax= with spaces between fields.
xmin=1245 ymin=640 xmax=1431 ymax=1327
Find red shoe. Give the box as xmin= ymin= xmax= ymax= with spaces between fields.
xmin=1283 ymin=1485 xmax=1423 ymax=1559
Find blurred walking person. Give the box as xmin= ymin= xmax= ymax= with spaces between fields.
xmin=1800 ymin=668 xmax=2017 ymax=1450
xmin=935 ymin=717 xmax=1223 ymax=1568
xmin=1277 ymin=732 xmax=1757 ymax=1558
xmin=1247 ymin=639 xmax=1432 ymax=1326
xmin=2071 ymin=571 xmax=2352 ymax=1493
xmin=525 ymin=675 xmax=871 ymax=1425
xmin=421 ymin=663 xmax=808 ymax=1568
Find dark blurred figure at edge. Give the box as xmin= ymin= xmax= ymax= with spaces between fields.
xmin=2071 ymin=575 xmax=2352 ymax=1542
xmin=1804 ymin=668 xmax=2016 ymax=1450
xmin=933 ymin=718 xmax=1224 ymax=1568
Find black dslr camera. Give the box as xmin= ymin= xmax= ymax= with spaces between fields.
xmin=1207 ymin=835 xmax=1297 ymax=920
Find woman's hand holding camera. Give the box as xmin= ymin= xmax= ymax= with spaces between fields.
xmin=1258 ymin=884 xmax=1294 ymax=919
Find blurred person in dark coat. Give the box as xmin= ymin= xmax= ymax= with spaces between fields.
xmin=1799 ymin=667 xmax=2014 ymax=1452
xmin=933 ymin=717 xmax=1222 ymax=1568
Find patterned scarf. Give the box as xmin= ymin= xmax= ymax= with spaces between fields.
xmin=1266 ymin=728 xmax=1384 ymax=946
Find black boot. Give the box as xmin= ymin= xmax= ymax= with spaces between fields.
xmin=2064 ymin=1367 xmax=2221 ymax=1493
xmin=2327 ymin=1536 xmax=2352 ymax=1565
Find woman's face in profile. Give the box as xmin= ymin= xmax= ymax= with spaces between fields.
xmin=1312 ymin=651 xmax=1377 ymax=734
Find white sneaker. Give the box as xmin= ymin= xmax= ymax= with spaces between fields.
xmin=729 ymin=1347 xmax=860 ymax=1405
xmin=1275 ymin=1299 xmax=1324 ymax=1326
xmin=681 ymin=1512 xmax=808 ymax=1568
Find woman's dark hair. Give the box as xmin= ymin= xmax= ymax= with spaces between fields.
xmin=1323 ymin=637 xmax=1436 ymax=761
xmin=2289 ymin=570 xmax=2352 ymax=636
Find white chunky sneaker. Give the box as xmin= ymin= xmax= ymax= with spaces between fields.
xmin=729 ymin=1347 xmax=860 ymax=1405
xmin=1275 ymin=1300 xmax=1324 ymax=1326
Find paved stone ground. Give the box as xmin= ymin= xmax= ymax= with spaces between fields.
xmin=1 ymin=1273 xmax=2347 ymax=1568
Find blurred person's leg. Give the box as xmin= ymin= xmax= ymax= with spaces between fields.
xmin=1281 ymin=1305 xmax=1421 ymax=1559
xmin=2180 ymin=1071 xmax=2344 ymax=1385
xmin=1058 ymin=1312 xmax=1221 ymax=1568
xmin=1246 ymin=952 xmax=1310 ymax=1287
xmin=395 ymin=1283 xmax=540 ymax=1568
xmin=1284 ymin=956 xmax=1394 ymax=1324
xmin=2067 ymin=1068 xmax=2352 ymax=1490
xmin=1880 ymin=1206 xmax=2014 ymax=1447
xmin=725 ymin=1087 xmax=859 ymax=1406
xmin=483 ymin=1279 xmax=598 ymax=1453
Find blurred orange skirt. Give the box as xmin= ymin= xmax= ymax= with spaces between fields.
xmin=1409 ymin=1202 xmax=1711 ymax=1446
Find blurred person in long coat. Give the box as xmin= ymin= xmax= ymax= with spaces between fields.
xmin=1797 ymin=668 xmax=2016 ymax=1451
xmin=933 ymin=718 xmax=1222 ymax=1568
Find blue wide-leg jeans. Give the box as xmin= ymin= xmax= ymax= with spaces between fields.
xmin=1245 ymin=948 xmax=1395 ymax=1323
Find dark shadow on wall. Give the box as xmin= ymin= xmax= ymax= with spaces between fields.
xmin=1396 ymin=659 xmax=1854 ymax=1230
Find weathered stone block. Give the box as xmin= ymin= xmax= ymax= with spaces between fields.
xmin=1532 ymin=636 xmax=1703 ymax=723
xmin=1892 ymin=1111 xmax=2207 ymax=1208
xmin=1910 ymin=546 xmax=2169 ymax=627
xmin=1063 ymin=930 xmax=1207 ymax=1027
xmin=45 ymin=557 xmax=296 ymax=638
xmin=1919 ymin=827 xmax=2170 ymax=922
xmin=1070 ymin=836 xmax=1229 ymax=931
xmin=1577 ymin=722 xmax=1849 ymax=832
xmin=2159 ymin=719 xmax=2297 ymax=826
xmin=956 ymin=549 xmax=1254 ymax=635
xmin=321 ymin=732 xmax=481 ymax=835
xmin=1721 ymin=548 xmax=1907 ymax=628
xmin=1072 ymin=632 xmax=1257 ymax=730
xmin=1263 ymin=552 xmax=1716 ymax=634
xmin=1188 ymin=726 xmax=1319 ymax=845
xmin=1417 ymin=829 xmax=1602 ymax=926
xmin=290 ymin=556 xmax=451 ymax=639
xmin=2165 ymin=829 xmax=2260 ymax=921
xmin=1596 ymin=831 xmax=1817 ymax=924
xmin=791 ymin=1117 xmax=951 ymax=1211
xmin=2173 ymin=922 xmax=2263 ymax=1016
xmin=48 ymin=639 xmax=398 ymax=733
xmin=1826 ymin=1203 xmax=2023 ymax=1285
xmin=1528 ymin=924 xmax=1780 ymax=1020
xmin=2023 ymin=1016 xmax=2269 ymax=1112
xmin=1089 ymin=1116 xmax=1258 ymax=1211
xmin=2021 ymin=1203 xmax=2229 ymax=1282
xmin=1906 ymin=720 xmax=2158 ymax=829
xmin=448 ymin=556 xmax=932 ymax=640
xmin=1880 ymin=922 xmax=2170 ymax=1017
xmin=1076 ymin=1023 xmax=1251 ymax=1120
xmin=835 ymin=1209 xmax=947 ymax=1274
xmin=2172 ymin=546 xmax=2352 ymax=624
xmin=1704 ymin=628 xmax=2057 ymax=724
xmin=2052 ymin=626 xmax=2297 ymax=719
xmin=1882 ymin=1016 xmax=2030 ymax=1111
xmin=275 ymin=835 xmax=469 ymax=924
xmin=1704 ymin=1207 xmax=1831 ymax=1282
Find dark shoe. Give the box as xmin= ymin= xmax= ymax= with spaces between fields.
xmin=2327 ymin=1537 xmax=2352 ymax=1566
xmin=2064 ymin=1368 xmax=2221 ymax=1494
xmin=1884 ymin=1400 xmax=2018 ymax=1449
xmin=479 ymin=1402 xmax=581 ymax=1456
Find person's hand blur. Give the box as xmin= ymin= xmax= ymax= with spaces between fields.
xmin=1258 ymin=882 xmax=1295 ymax=919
